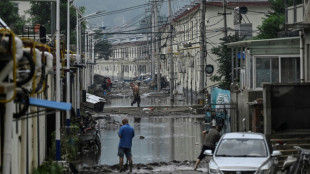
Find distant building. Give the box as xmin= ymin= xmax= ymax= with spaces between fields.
xmin=94 ymin=34 xmax=151 ymax=81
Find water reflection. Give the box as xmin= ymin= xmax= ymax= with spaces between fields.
xmin=79 ymin=115 xmax=205 ymax=167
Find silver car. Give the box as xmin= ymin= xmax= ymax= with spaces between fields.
xmin=204 ymin=132 xmax=282 ymax=174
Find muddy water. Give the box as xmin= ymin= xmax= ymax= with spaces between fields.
xmin=79 ymin=114 xmax=205 ymax=168
xmin=105 ymin=92 xmax=197 ymax=108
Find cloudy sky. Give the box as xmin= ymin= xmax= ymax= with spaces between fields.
xmin=74 ymin=0 xmax=190 ymax=30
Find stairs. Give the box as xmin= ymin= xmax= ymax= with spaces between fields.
xmin=269 ymin=130 xmax=310 ymax=168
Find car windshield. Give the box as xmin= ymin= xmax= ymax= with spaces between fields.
xmin=215 ymin=138 xmax=268 ymax=157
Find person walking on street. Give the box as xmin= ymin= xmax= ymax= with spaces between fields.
xmin=118 ymin=118 xmax=135 ymax=172
xmin=107 ymin=77 xmax=112 ymax=92
xmin=130 ymin=82 xmax=140 ymax=107
xmin=193 ymin=125 xmax=222 ymax=170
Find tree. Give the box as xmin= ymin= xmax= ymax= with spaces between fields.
xmin=95 ymin=39 xmax=112 ymax=60
xmin=27 ymin=1 xmax=85 ymax=44
xmin=255 ymin=0 xmax=302 ymax=39
xmin=210 ymin=35 xmax=239 ymax=90
xmin=0 ymin=0 xmax=26 ymax=34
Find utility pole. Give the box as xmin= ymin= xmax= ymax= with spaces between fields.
xmin=198 ymin=0 xmax=206 ymax=104
xmin=218 ymin=0 xmax=230 ymax=40
xmin=223 ymin=0 xmax=227 ymax=39
xmin=168 ymin=0 xmax=174 ymax=101
xmin=76 ymin=9 xmax=80 ymax=117
xmin=155 ymin=4 xmax=161 ymax=91
xmin=66 ymin=0 xmax=71 ymax=130
xmin=151 ymin=2 xmax=156 ymax=85
xmin=55 ymin=0 xmax=61 ymax=161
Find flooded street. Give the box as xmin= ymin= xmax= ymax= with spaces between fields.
xmin=104 ymin=92 xmax=197 ymax=108
xmin=76 ymin=89 xmax=210 ymax=173
xmin=80 ymin=114 xmax=206 ymax=168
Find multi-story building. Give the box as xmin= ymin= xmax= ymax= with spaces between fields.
xmin=160 ymin=0 xmax=270 ymax=100
xmin=95 ymin=34 xmax=151 ymax=81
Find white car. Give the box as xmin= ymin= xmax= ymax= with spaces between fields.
xmin=204 ymin=132 xmax=282 ymax=174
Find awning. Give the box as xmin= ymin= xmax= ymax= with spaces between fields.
xmin=29 ymin=97 xmax=71 ymax=111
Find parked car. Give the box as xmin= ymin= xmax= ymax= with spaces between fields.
xmin=135 ymin=73 xmax=151 ymax=83
xmin=204 ymin=132 xmax=282 ymax=174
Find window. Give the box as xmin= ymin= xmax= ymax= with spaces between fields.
xmin=183 ymin=25 xmax=185 ymax=41
xmin=191 ymin=21 xmax=193 ymax=40
xmin=256 ymin=57 xmax=279 ymax=88
xmin=255 ymin=56 xmax=300 ymax=88
xmin=281 ymin=58 xmax=300 ymax=83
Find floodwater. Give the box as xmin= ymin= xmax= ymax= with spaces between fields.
xmin=79 ymin=114 xmax=206 ymax=168
xmin=104 ymin=92 xmax=198 ymax=108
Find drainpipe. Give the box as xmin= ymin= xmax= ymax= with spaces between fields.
xmin=3 ymin=90 xmax=14 ymax=174
xmin=300 ymin=30 xmax=304 ymax=82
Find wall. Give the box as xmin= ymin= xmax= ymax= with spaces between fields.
xmin=264 ymin=83 xmax=310 ymax=134
xmin=231 ymin=90 xmax=263 ymax=132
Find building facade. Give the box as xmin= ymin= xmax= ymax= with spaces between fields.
xmin=95 ymin=35 xmax=151 ymax=81
xmin=159 ymin=0 xmax=270 ymax=98
xmin=227 ymin=1 xmax=310 ymax=134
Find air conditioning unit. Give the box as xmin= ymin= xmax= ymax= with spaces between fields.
xmin=235 ymin=23 xmax=252 ymax=40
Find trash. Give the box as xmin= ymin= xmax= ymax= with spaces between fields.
xmin=143 ymin=108 xmax=155 ymax=111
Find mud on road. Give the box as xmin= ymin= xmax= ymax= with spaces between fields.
xmin=78 ymin=160 xmax=209 ymax=174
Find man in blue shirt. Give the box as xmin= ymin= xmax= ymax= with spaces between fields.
xmin=118 ymin=118 xmax=135 ymax=172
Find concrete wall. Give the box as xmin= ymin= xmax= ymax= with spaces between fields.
xmin=264 ymin=83 xmax=310 ymax=135
xmin=231 ymin=90 xmax=263 ymax=132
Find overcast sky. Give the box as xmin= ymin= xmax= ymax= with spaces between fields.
xmin=74 ymin=0 xmax=190 ymax=30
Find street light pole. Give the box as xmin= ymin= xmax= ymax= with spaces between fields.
xmin=91 ymin=38 xmax=104 ymax=85
xmin=74 ymin=9 xmax=105 ymax=97
xmin=168 ymin=0 xmax=174 ymax=101
xmin=66 ymin=0 xmax=71 ymax=129
xmin=76 ymin=8 xmax=81 ymax=117
xmin=55 ymin=0 xmax=61 ymax=161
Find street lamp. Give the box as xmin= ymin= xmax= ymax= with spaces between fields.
xmin=74 ymin=9 xmax=105 ymax=117
xmin=90 ymin=38 xmax=105 ymax=85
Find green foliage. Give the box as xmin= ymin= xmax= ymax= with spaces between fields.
xmin=95 ymin=39 xmax=112 ymax=60
xmin=255 ymin=14 xmax=285 ymax=39
xmin=91 ymin=29 xmax=112 ymax=60
xmin=48 ymin=126 xmax=80 ymax=162
xmin=255 ymin=0 xmax=302 ymax=39
xmin=0 ymin=0 xmax=26 ymax=34
xmin=210 ymin=35 xmax=239 ymax=90
xmin=31 ymin=161 xmax=63 ymax=174
xmin=27 ymin=1 xmax=85 ymax=43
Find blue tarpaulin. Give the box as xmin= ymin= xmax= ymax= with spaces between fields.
xmin=238 ymin=52 xmax=245 ymax=59
xmin=29 ymin=97 xmax=71 ymax=111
